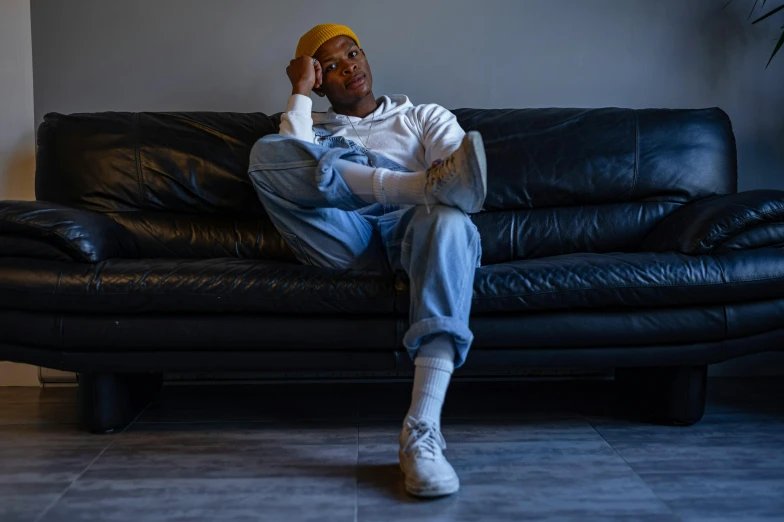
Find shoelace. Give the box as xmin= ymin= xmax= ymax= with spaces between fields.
xmin=401 ymin=419 xmax=447 ymax=461
xmin=423 ymin=156 xmax=457 ymax=214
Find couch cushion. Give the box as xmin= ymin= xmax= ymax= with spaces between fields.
xmin=35 ymin=112 xmax=278 ymax=214
xmin=454 ymin=107 xmax=736 ymax=211
xmin=470 ymin=248 xmax=784 ymax=314
xmin=0 ymin=257 xmax=394 ymax=314
xmin=3 ymin=249 xmax=782 ymax=317
xmin=471 ymin=200 xmax=682 ymax=264
xmin=107 ymin=210 xmax=296 ymax=261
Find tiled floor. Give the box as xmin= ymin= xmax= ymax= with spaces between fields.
xmin=0 ymin=377 xmax=782 ymax=522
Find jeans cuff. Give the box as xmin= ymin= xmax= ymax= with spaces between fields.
xmin=403 ymin=316 xmax=474 ymax=368
xmin=316 ymin=148 xmax=373 ymax=211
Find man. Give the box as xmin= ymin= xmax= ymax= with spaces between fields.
xmin=248 ymin=23 xmax=487 ymax=497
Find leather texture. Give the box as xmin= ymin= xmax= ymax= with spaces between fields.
xmin=107 ymin=210 xmax=296 ymax=261
xmin=4 ymin=298 xmax=780 ymax=351
xmin=640 ymin=190 xmax=784 ymax=254
xmin=3 ymin=247 xmax=781 ymax=316
xmin=2 ymin=107 xmax=783 ymax=373
xmin=469 ymin=248 xmax=784 ymax=313
xmin=0 ymin=200 xmax=137 ymax=262
xmin=0 ymin=257 xmax=394 ymax=314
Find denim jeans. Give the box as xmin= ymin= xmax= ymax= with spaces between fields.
xmin=248 ymin=133 xmax=481 ymax=367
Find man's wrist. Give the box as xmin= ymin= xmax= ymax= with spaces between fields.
xmin=292 ymin=85 xmax=312 ymax=96
xmin=286 ymin=93 xmax=313 ymax=113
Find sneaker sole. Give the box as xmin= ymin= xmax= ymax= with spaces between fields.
xmin=463 ymin=131 xmax=487 ymax=214
xmin=404 ymin=474 xmax=460 ymax=497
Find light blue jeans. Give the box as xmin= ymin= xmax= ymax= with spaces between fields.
xmin=248 ymin=132 xmax=481 ymax=367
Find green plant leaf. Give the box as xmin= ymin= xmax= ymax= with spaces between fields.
xmin=752 ymin=3 xmax=784 ymax=23
xmin=749 ymin=0 xmax=762 ymax=18
xmin=765 ymin=30 xmax=784 ymax=67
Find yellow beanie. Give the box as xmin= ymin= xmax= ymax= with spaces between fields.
xmin=295 ymin=24 xmax=361 ymax=59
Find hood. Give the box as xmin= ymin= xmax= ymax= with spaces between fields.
xmin=312 ymin=94 xmax=413 ymax=125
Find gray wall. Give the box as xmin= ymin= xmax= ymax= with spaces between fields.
xmin=1 ymin=0 xmax=35 ymax=201
xmin=31 ymin=0 xmax=784 ymax=191
xmin=0 ymin=0 xmax=40 ymax=385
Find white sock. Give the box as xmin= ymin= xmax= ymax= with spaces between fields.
xmin=334 ymin=159 xmax=435 ymax=206
xmin=334 ymin=160 xmax=376 ymax=204
xmin=405 ymin=335 xmax=456 ymax=430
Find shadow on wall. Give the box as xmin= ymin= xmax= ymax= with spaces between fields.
xmin=686 ymin=2 xmax=784 ymax=190
xmin=690 ymin=4 xmax=750 ymax=88
xmin=1 ymin=131 xmax=36 ymax=200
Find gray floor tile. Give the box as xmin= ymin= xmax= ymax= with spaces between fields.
xmin=359 ymin=416 xmax=601 ymax=445
xmin=357 ymin=442 xmax=674 ymax=521
xmin=0 ymin=376 xmax=780 ymax=521
xmin=83 ymin=443 xmax=358 ymax=481
xmin=0 ymin=482 xmax=68 ymax=522
xmin=0 ymin=401 xmax=79 ymax=426
xmin=638 ymin=469 xmax=784 ymax=522
xmin=0 ymin=386 xmax=78 ymax=404
xmin=0 ymin=445 xmax=105 ymax=484
xmin=589 ymin=412 xmax=784 ymax=444
xmin=610 ymin=439 xmax=784 ymax=473
xmin=40 ymin=477 xmax=357 ymax=522
xmin=361 ymin=440 xmax=634 ymax=480
xmin=117 ymin=421 xmax=357 ymax=447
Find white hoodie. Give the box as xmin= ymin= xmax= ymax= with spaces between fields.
xmin=279 ymin=94 xmax=465 ymax=172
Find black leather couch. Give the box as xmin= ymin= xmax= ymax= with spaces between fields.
xmin=2 ymin=108 xmax=783 ymax=432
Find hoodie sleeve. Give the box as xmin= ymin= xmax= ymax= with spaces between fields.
xmin=279 ymin=94 xmax=317 ymax=143
xmin=417 ymin=104 xmax=466 ymax=167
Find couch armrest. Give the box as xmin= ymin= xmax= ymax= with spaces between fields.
xmin=0 ymin=200 xmax=136 ymax=262
xmin=639 ymin=189 xmax=784 ymax=255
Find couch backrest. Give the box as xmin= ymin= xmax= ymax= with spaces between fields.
xmin=35 ymin=107 xmax=736 ymax=263
xmin=453 ymin=107 xmax=737 ymax=263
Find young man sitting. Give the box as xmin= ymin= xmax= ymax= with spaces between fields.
xmin=248 ymin=23 xmax=487 ymax=497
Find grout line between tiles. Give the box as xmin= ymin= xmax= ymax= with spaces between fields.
xmin=588 ymin=420 xmax=684 ymax=522
xmin=32 ymin=435 xmax=116 ymax=522
xmin=32 ymin=393 xmax=157 ymax=522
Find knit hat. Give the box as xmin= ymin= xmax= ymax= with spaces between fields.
xmin=295 ymin=24 xmax=361 ymax=59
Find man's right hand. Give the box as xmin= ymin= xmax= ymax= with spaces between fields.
xmin=287 ymin=56 xmax=323 ymax=97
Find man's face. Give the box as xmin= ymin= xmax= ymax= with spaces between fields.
xmin=313 ymin=35 xmax=373 ymax=106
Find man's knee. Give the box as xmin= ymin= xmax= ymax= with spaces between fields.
xmin=416 ymin=205 xmax=476 ymax=235
xmin=250 ymin=134 xmax=301 ymax=165
xmin=248 ymin=135 xmax=317 ymax=194
xmin=406 ymin=205 xmax=480 ymax=256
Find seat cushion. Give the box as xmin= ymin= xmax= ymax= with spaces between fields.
xmin=470 ymin=248 xmax=784 ymax=314
xmin=2 ymin=249 xmax=782 ymax=317
xmin=0 ymin=257 xmax=394 ymax=315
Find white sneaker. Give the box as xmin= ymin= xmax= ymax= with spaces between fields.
xmin=398 ymin=417 xmax=460 ymax=497
xmin=425 ymin=131 xmax=487 ymax=214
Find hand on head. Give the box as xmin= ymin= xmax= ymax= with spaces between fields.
xmin=287 ymin=56 xmax=323 ymax=96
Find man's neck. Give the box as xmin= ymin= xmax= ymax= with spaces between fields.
xmin=332 ymin=92 xmax=378 ymax=118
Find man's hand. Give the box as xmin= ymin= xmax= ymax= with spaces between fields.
xmin=287 ymin=56 xmax=323 ymax=97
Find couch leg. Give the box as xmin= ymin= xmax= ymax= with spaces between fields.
xmin=614 ymin=365 xmax=707 ymax=426
xmin=78 ymin=372 xmax=163 ymax=434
